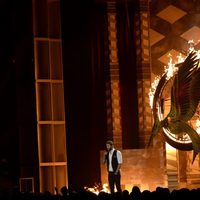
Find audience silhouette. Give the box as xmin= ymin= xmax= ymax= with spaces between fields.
xmin=1 ymin=185 xmax=200 ymax=200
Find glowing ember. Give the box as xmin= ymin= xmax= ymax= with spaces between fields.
xmin=177 ymin=53 xmax=185 ymax=63
xmin=164 ymin=53 xmax=178 ymax=80
xmin=188 ymin=40 xmax=200 ymax=60
xmin=188 ymin=40 xmax=195 ymax=53
xmin=84 ymin=183 xmax=110 ymax=194
xmin=148 ymin=76 xmax=160 ymax=109
xmin=196 ymin=119 xmax=200 ymax=134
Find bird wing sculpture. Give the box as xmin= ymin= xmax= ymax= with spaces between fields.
xmin=148 ymin=52 xmax=200 ymax=163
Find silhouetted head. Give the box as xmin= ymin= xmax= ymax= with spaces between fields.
xmin=60 ymin=186 xmax=69 ymax=196
xmin=130 ymin=186 xmax=141 ymax=198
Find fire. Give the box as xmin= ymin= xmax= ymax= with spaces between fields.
xmin=148 ymin=40 xmax=200 ymax=109
xmin=164 ymin=53 xmax=178 ymax=80
xmin=149 ymin=40 xmax=200 ymax=134
xmin=148 ymin=76 xmax=160 ymax=109
xmin=196 ymin=119 xmax=200 ymax=134
xmin=84 ymin=183 xmax=110 ymax=195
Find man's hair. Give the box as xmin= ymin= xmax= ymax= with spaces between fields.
xmin=106 ymin=140 xmax=113 ymax=145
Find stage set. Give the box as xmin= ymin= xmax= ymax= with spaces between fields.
xmin=98 ymin=0 xmax=200 ymax=192
xmin=1 ymin=0 xmax=200 ymax=194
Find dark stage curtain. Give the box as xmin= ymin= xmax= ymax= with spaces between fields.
xmin=0 ymin=0 xmax=38 ymax=191
xmin=60 ymin=0 xmax=108 ymax=190
xmin=117 ymin=1 xmax=140 ymax=149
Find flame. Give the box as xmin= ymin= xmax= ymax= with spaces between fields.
xmin=149 ymin=40 xmax=200 ymax=134
xmin=149 ymin=40 xmax=199 ymax=108
xmin=188 ymin=40 xmax=195 ymax=53
xmin=84 ymin=183 xmax=110 ymax=195
xmin=148 ymin=76 xmax=160 ymax=109
xmin=164 ymin=53 xmax=179 ymax=80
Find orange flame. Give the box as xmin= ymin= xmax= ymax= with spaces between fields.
xmin=84 ymin=183 xmax=110 ymax=194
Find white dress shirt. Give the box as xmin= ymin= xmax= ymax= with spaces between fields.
xmin=108 ymin=148 xmax=122 ymax=172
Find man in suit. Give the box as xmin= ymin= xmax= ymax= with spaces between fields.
xmin=103 ymin=140 xmax=122 ymax=194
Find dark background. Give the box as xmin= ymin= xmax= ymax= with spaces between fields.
xmin=0 ymin=0 xmax=38 ymax=190
xmin=60 ymin=0 xmax=108 ymax=190
xmin=60 ymin=0 xmax=139 ymax=190
xmin=0 ymin=0 xmax=139 ymax=191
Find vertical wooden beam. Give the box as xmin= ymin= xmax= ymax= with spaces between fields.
xmin=165 ymin=143 xmax=178 ymax=191
xmin=106 ymin=1 xmax=122 ymax=149
xmin=136 ymin=0 xmax=152 ymax=147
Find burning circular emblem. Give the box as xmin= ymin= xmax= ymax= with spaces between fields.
xmin=148 ymin=51 xmax=200 ymax=163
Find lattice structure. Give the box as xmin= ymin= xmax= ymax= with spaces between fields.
xmin=165 ymin=143 xmax=178 ymax=191
xmin=136 ymin=1 xmax=152 ymax=147
xmin=32 ymin=0 xmax=68 ymax=193
xmin=106 ymin=2 xmax=122 ymax=149
xmin=150 ymin=0 xmax=200 ymax=75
